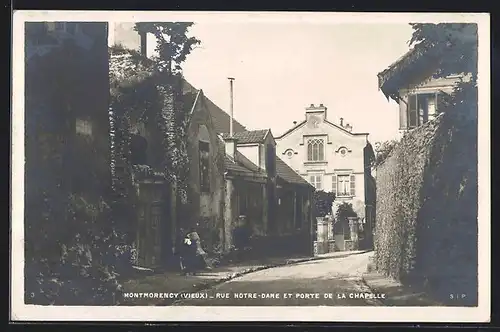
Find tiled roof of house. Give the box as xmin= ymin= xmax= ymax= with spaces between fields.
xmin=221 ymin=129 xmax=269 ymax=144
xmin=182 ymin=80 xmax=247 ymax=134
xmin=275 ymin=157 xmax=312 ymax=187
xmin=224 ymin=152 xmax=266 ymax=178
xmin=182 ymin=79 xmax=311 ymax=188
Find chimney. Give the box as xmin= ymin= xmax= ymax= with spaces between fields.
xmin=345 ymin=123 xmax=353 ymax=132
xmin=305 ymin=103 xmax=328 ymax=121
xmin=228 ymin=77 xmax=235 ymax=137
xmin=224 ymin=136 xmax=238 ymax=160
xmin=340 ymin=117 xmax=344 ymax=127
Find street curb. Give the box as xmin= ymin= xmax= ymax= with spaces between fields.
xmin=160 ymin=249 xmax=372 ymax=306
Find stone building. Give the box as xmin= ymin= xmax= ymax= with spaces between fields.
xmin=275 ymin=104 xmax=376 ymax=250
xmin=183 ymin=81 xmax=316 ymax=258
xmin=109 ymin=23 xmax=316 ymax=267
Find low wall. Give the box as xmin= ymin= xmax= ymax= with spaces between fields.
xmin=374 ymin=108 xmax=478 ymax=305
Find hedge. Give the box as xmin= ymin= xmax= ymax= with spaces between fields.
xmin=374 ymin=106 xmax=478 ymax=305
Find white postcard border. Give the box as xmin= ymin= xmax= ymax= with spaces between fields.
xmin=11 ymin=11 xmax=491 ymax=322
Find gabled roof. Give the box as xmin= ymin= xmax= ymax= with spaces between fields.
xmin=276 ymin=157 xmax=313 ymax=188
xmin=182 ymin=80 xmax=247 ymax=134
xmin=275 ymin=118 xmax=369 ymax=140
xmin=221 ymin=129 xmax=269 ymax=144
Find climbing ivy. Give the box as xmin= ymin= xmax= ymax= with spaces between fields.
xmin=110 ymin=23 xmax=200 ymax=207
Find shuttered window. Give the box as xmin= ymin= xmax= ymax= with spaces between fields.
xmin=408 ymin=95 xmax=418 ymax=128
xmin=331 ymin=174 xmax=337 ymax=196
xmin=334 ymin=173 xmax=356 ymax=197
xmin=350 ymin=174 xmax=356 ymax=197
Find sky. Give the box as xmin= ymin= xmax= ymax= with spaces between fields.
xmin=168 ymin=22 xmax=414 ymax=143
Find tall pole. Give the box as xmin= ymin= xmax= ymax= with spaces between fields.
xmin=228 ymin=77 xmax=235 ymax=137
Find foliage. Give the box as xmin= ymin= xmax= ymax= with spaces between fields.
xmin=379 ymin=23 xmax=477 ymax=105
xmin=313 ymin=190 xmax=335 ymax=218
xmin=110 ymin=23 xmax=200 ymax=207
xmin=134 ymin=22 xmax=201 ymax=74
xmin=409 ymin=23 xmax=478 ymax=84
xmin=335 ymin=202 xmax=358 ymax=222
xmin=373 ymin=139 xmax=399 ymax=167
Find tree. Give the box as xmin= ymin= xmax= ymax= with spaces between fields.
xmin=335 ymin=202 xmax=358 ymax=222
xmin=408 ymin=23 xmax=478 ymax=122
xmin=313 ymin=190 xmax=335 ymax=218
xmin=133 ymin=22 xmax=201 ymax=205
xmin=134 ymin=23 xmax=201 ymax=75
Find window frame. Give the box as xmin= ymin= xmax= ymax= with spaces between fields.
xmin=332 ymin=173 xmax=356 ymax=197
xmin=336 ymin=174 xmax=351 ymax=197
xmin=307 ymin=138 xmax=325 ymax=162
xmin=406 ymin=92 xmax=441 ymax=129
xmin=309 ymin=174 xmax=323 ymax=190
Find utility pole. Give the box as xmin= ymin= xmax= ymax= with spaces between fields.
xmin=228 ymin=77 xmax=235 ymax=137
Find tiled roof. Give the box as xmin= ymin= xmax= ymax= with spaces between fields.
xmin=224 ymin=152 xmax=266 ymax=178
xmin=182 ymin=80 xmax=247 ymax=134
xmin=221 ymin=129 xmax=269 ymax=144
xmin=276 ymin=157 xmax=313 ymax=187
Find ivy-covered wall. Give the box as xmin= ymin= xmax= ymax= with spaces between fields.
xmin=374 ymin=106 xmax=478 ymax=305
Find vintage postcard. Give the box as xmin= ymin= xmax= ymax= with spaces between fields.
xmin=11 ymin=11 xmax=490 ymax=322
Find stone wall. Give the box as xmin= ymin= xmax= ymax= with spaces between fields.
xmin=374 ymin=107 xmax=478 ymax=305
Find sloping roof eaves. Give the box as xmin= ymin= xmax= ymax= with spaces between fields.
xmin=377 ymin=44 xmax=441 ymax=100
xmin=275 ymin=119 xmax=369 ymax=140
xmin=275 ymin=157 xmax=313 ymax=188
xmin=183 ymin=79 xmax=247 ymax=135
xmin=221 ymin=129 xmax=269 ymax=144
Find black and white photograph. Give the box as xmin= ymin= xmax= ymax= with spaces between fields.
xmin=11 ymin=11 xmax=490 ymax=322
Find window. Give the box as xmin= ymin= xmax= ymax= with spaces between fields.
xmin=199 ymin=141 xmax=210 ymax=193
xmin=309 ymin=174 xmax=322 ymax=190
xmin=307 ymin=138 xmax=325 ymax=161
xmin=333 ymin=174 xmax=356 ymax=197
xmin=54 ymin=22 xmax=78 ymax=35
xmin=407 ymin=93 xmax=442 ymax=129
xmin=76 ymin=118 xmax=92 ymax=137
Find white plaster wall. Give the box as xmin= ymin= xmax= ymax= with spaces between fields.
xmin=276 ymin=116 xmax=368 ymax=205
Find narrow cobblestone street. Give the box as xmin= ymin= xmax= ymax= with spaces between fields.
xmin=172 ymin=252 xmax=383 ymax=306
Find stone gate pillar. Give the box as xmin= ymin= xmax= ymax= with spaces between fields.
xmin=314 ymin=217 xmax=328 ymax=255
xmin=348 ymin=217 xmax=360 ymax=250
